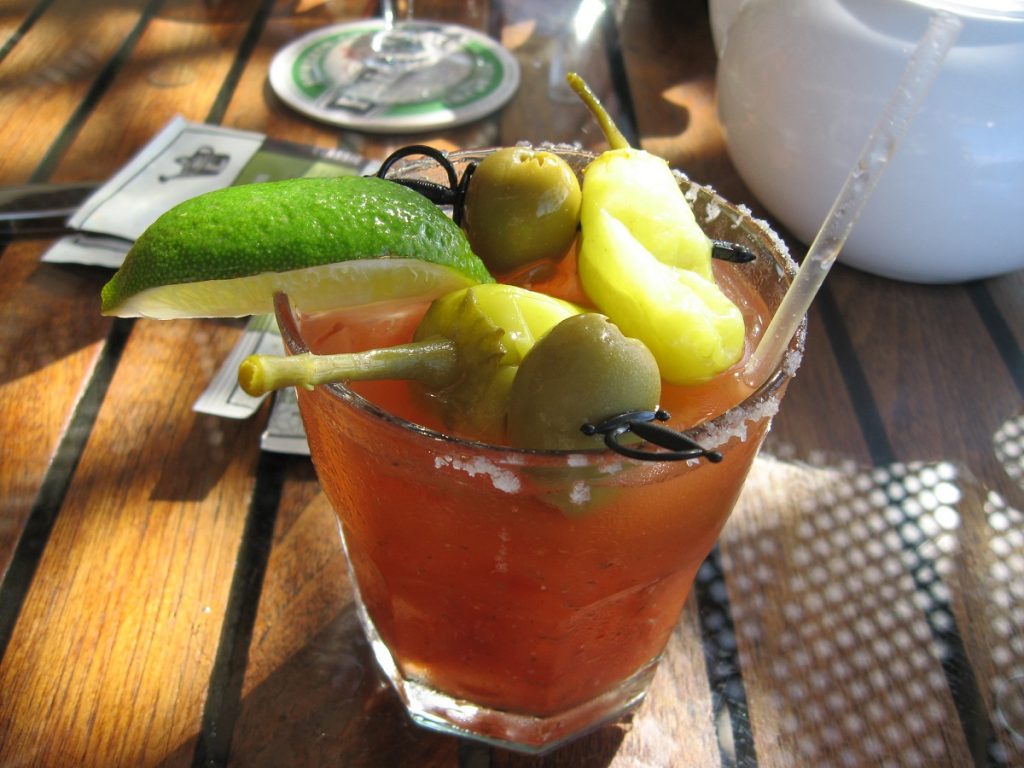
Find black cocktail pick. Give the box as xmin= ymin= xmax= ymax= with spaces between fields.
xmin=581 ymin=410 xmax=723 ymax=463
xmin=374 ymin=145 xmax=758 ymax=261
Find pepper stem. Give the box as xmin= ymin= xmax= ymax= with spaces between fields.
xmin=238 ymin=338 xmax=459 ymax=397
xmin=566 ymin=72 xmax=631 ymax=151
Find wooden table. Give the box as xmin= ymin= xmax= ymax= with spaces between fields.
xmin=1 ymin=1 xmax=1022 ymax=766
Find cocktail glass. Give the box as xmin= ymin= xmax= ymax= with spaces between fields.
xmin=273 ymin=148 xmax=805 ymax=754
xmin=344 ymin=0 xmax=470 ymax=105
xmin=370 ymin=0 xmax=437 ymax=64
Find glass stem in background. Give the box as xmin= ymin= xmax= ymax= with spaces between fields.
xmin=741 ymin=11 xmax=964 ymax=389
xmin=380 ymin=0 xmax=414 ymax=31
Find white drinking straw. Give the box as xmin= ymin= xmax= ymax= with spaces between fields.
xmin=742 ymin=10 xmax=965 ymax=389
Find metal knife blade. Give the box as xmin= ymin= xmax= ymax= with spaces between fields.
xmin=0 ymin=181 xmax=100 ymax=238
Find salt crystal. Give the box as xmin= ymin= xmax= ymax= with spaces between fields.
xmin=435 ymin=455 xmax=521 ymax=494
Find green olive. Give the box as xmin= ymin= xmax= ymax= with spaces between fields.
xmin=462 ymin=147 xmax=582 ymax=274
xmin=507 ymin=313 xmax=661 ymax=451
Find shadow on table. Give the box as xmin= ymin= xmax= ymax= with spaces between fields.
xmin=150 ymin=464 xmax=632 ymax=768
xmin=0 ymin=261 xmax=111 ymax=387
xmin=177 ymin=601 xmax=627 ymax=767
xmin=721 ymin=451 xmax=1024 ymax=766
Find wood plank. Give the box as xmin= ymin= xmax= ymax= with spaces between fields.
xmin=0 ymin=0 xmax=152 ymax=183
xmin=765 ymin=296 xmax=871 ymax=460
xmin=0 ymin=0 xmax=38 ymax=47
xmin=237 ymin=460 xmax=340 ymax=701
xmin=0 ymin=317 xmax=265 ymax=766
xmin=714 ymin=297 xmax=985 ymax=767
xmin=228 ymin=461 xmax=461 ymax=766
xmin=831 ymin=270 xmax=1021 ymax=503
xmin=0 ymin=0 xmax=274 ymax=764
xmin=943 ymin=468 xmax=1024 ymax=766
xmin=0 ymin=0 xmax=270 ymax=571
xmin=829 ymin=268 xmax=1024 ymax=763
xmin=220 ymin=0 xmax=366 ymax=148
xmin=51 ymin=0 xmax=269 ymax=182
xmin=986 ymin=270 xmax=1024 ymax=356
xmin=712 ymin=197 xmax=1005 ymax=764
xmin=0 ymin=245 xmax=111 ymax=578
xmin=721 ymin=458 xmax=975 ymax=766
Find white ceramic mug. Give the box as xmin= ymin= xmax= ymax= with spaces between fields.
xmin=711 ymin=0 xmax=1024 ymax=283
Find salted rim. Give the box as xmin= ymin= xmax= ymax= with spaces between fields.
xmin=274 ymin=146 xmax=807 ymax=463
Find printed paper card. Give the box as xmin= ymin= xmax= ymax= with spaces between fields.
xmin=43 ymin=117 xmax=374 ymax=446
xmin=44 ymin=116 xmax=375 ymax=268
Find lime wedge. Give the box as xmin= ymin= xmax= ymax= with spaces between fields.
xmin=100 ymin=176 xmax=493 ymax=318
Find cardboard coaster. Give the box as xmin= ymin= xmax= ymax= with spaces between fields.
xmin=270 ymin=20 xmax=520 ymax=133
